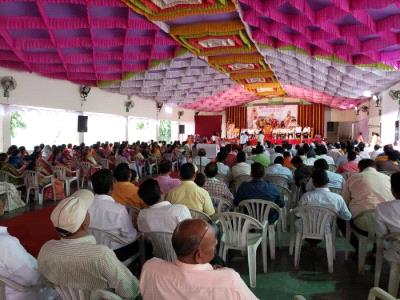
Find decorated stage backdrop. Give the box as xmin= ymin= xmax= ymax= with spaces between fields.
xmin=247 ymin=105 xmax=298 ymax=130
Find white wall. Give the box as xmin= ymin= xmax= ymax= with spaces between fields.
xmin=381 ymin=82 xmax=400 ymax=145
xmin=0 ymin=67 xmax=195 ymax=149
xmin=0 ymin=67 xmax=195 ymax=122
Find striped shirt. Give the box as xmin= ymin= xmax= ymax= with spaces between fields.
xmin=38 ymin=235 xmax=139 ymax=299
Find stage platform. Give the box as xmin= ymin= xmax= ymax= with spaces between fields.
xmin=224 ymin=138 xmax=322 ymax=145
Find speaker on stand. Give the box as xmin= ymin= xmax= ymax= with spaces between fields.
xmin=179 ymin=124 xmax=185 ymax=143
xmin=78 ymin=115 xmax=88 ymax=132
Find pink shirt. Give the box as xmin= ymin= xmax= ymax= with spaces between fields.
xmin=336 ymin=161 xmax=359 ymax=174
xmin=155 ymin=175 xmax=181 ymax=194
xmin=140 ymin=258 xmax=258 ymax=300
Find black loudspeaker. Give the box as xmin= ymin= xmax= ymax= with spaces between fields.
xmin=327 ymin=122 xmax=335 ymax=132
xmin=396 ymin=120 xmax=399 ymax=142
xmin=78 ymin=115 xmax=88 ymax=132
xmin=179 ymin=124 xmax=185 ymax=134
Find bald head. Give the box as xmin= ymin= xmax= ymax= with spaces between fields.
xmin=172 ymin=219 xmax=217 ymax=264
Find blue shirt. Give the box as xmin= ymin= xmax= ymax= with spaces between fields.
xmin=234 ymin=179 xmax=285 ymax=223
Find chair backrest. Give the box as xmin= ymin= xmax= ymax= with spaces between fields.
xmin=294 ymin=206 xmax=338 ymax=238
xmin=213 ymin=197 xmax=234 ymax=213
xmin=144 ymin=232 xmax=177 ymax=262
xmin=216 ymin=212 xmax=263 ymax=248
xmin=88 ymin=228 xmax=129 ymax=249
xmin=189 ymin=208 xmax=212 ymax=223
xmin=99 ymin=159 xmax=109 ymax=169
xmin=367 ymin=287 xmax=398 ymax=300
xmin=56 ymin=286 xmax=85 ymax=300
xmin=237 ymin=199 xmax=281 ymax=225
xmin=265 ymin=175 xmax=290 ymax=191
xmin=53 ymin=166 xmax=67 ymax=180
xmin=353 ymin=209 xmax=376 ymax=240
xmin=23 ymin=170 xmax=39 ymax=188
xmin=233 ymin=174 xmax=251 ymax=192
xmin=328 ymin=164 xmax=337 ymax=172
xmin=127 ymin=206 xmax=140 ymax=220
xmin=329 ymin=187 xmax=342 ymax=195
xmin=0 ymin=275 xmax=35 ymax=294
xmin=80 ymin=162 xmax=91 ymax=176
xmin=0 ymin=171 xmax=8 ymax=182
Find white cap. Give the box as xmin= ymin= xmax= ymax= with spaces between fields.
xmin=50 ymin=189 xmax=94 ymax=234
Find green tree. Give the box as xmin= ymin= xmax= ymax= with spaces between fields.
xmin=10 ymin=111 xmax=27 ymax=138
xmin=159 ymin=120 xmax=171 ymax=142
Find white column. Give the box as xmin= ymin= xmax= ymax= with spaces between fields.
xmin=125 ymin=116 xmax=129 ymax=142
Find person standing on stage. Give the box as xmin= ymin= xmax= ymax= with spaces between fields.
xmin=258 ymin=130 xmax=264 ymax=144
xmin=239 ymin=131 xmax=249 ymax=146
xmin=356 ymin=132 xmax=364 ymax=144
xmin=295 ymin=125 xmax=302 ymax=139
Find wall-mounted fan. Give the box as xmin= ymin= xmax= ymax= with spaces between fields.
xmin=1 ymin=76 xmax=17 ymax=98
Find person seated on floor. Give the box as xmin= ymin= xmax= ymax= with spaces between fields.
xmin=306 ymin=159 xmax=345 ymax=192
xmin=337 ymin=151 xmax=359 ymax=174
xmin=203 ymin=162 xmax=233 ymax=206
xmin=138 ymin=179 xmax=191 ymax=233
xmin=342 ymin=159 xmax=392 ymax=234
xmin=89 ymin=169 xmax=138 ymax=262
xmin=231 ymin=151 xmax=251 ymax=179
xmin=112 ymin=162 xmax=146 ymax=208
xmin=140 ymin=219 xmax=258 ymax=300
xmin=376 ymin=150 xmax=400 ymax=174
xmin=376 ymin=172 xmax=400 ymax=263
xmin=234 ymin=162 xmax=284 ymax=224
xmin=297 ymin=170 xmax=351 ymax=232
xmin=265 ymin=156 xmax=293 ymax=183
xmin=38 ymin=189 xmax=139 ymax=299
xmin=193 ymin=148 xmax=210 ymax=173
xmin=167 ymin=163 xmax=215 ymax=216
xmin=155 ymin=159 xmax=181 ymax=194
xmin=250 ymin=144 xmax=270 ymax=167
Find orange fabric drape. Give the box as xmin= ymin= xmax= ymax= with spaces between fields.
xmin=298 ymin=104 xmax=325 ymax=136
xmin=225 ymin=106 xmax=247 ymax=129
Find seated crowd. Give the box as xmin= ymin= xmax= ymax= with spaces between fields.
xmin=1 ymin=137 xmax=400 ymax=299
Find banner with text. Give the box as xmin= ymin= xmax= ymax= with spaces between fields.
xmin=247 ymin=105 xmax=298 ymax=130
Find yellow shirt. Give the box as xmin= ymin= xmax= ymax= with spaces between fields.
xmin=112 ymin=182 xmax=147 ymax=209
xmin=166 ymin=181 xmax=215 ymax=216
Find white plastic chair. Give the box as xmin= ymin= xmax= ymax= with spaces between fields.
xmin=99 ymin=158 xmax=110 ymax=170
xmin=189 ymin=208 xmax=213 ymax=223
xmin=213 ymin=196 xmax=234 ymax=213
xmin=217 ymin=212 xmax=267 ymax=288
xmin=24 ymin=171 xmax=55 ymax=205
xmin=328 ymin=164 xmax=337 ymax=172
xmin=88 ymin=228 xmax=144 ymax=267
xmin=292 ymin=206 xmax=338 ymax=273
xmin=344 ymin=209 xmax=376 ymax=273
xmin=56 ymin=286 xmax=123 ymax=300
xmin=232 ymin=174 xmax=251 ymax=193
xmin=265 ymin=174 xmax=290 ymax=189
xmin=273 ymin=184 xmax=291 ymax=232
xmin=80 ymin=162 xmax=101 ymax=188
xmin=53 ymin=166 xmax=80 ymax=196
xmin=375 ymin=233 xmax=400 ymax=297
xmin=0 ymin=274 xmax=39 ymax=299
xmin=329 ymin=187 xmax=342 ymax=195
xmin=0 ymin=170 xmax=24 ymax=189
xmin=144 ymin=231 xmax=177 ymax=262
xmin=368 ymin=287 xmax=399 ymax=300
xmin=238 ymin=199 xmax=281 ymax=260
